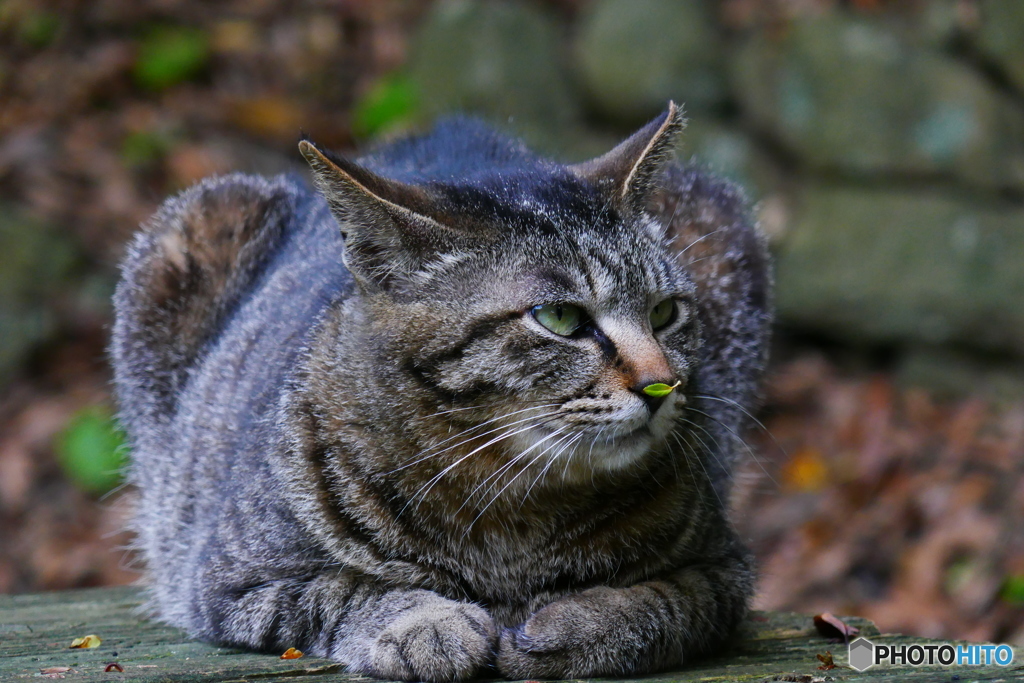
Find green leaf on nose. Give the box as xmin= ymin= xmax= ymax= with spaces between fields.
xmin=643 ymin=382 xmax=679 ymax=398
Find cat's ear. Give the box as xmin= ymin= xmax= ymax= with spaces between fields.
xmin=299 ymin=139 xmax=462 ymax=289
xmin=569 ymin=101 xmax=686 ymax=217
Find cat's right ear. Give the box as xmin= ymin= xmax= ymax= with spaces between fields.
xmin=569 ymin=102 xmax=686 ymax=219
xmin=299 ymin=139 xmax=462 ymax=290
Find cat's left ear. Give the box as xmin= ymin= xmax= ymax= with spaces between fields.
xmin=299 ymin=139 xmax=467 ymax=291
xmin=569 ymin=101 xmax=686 ymax=219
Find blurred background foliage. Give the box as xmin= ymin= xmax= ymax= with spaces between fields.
xmin=0 ymin=0 xmax=1022 ymax=646
xmin=54 ymin=407 xmax=126 ymax=496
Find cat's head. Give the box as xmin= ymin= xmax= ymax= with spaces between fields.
xmin=301 ymin=103 xmax=701 ymax=476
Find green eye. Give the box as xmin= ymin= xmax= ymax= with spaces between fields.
xmin=532 ymin=303 xmax=583 ymax=336
xmin=650 ymin=299 xmax=675 ymax=330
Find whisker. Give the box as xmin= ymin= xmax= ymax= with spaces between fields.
xmin=401 ymin=414 xmax=564 ymax=515
xmin=387 ymin=406 xmax=561 ymax=474
xmin=463 ymin=450 xmax=536 ymax=515
xmin=669 ymin=430 xmax=712 ymax=508
xmin=685 ymin=405 xmax=779 ymax=489
xmin=524 ymin=430 xmax=581 ymax=504
xmin=557 ymin=431 xmax=587 ymax=483
xmin=662 ymin=428 xmax=681 ymax=484
xmin=423 ymin=403 xmax=561 ymax=452
xmin=528 ymin=438 xmax=577 ymax=501
xmin=676 ymin=415 xmax=730 ymax=478
xmin=464 ymin=449 xmax=536 ymax=519
xmin=420 ymin=397 xmax=558 ymax=421
xmin=469 ymin=430 xmax=579 ymax=532
xmin=456 ymin=425 xmax=571 ymax=516
xmin=586 ymin=425 xmax=603 ymax=489
xmin=671 ymin=430 xmax=729 ymax=509
xmin=693 ymin=392 xmax=788 ymax=459
xmin=675 ymin=225 xmax=727 ymax=260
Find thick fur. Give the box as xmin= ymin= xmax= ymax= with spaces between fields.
xmin=111 ymin=111 xmax=771 ymax=681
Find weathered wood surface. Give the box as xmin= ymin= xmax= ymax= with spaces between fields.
xmin=0 ymin=587 xmax=1019 ymax=682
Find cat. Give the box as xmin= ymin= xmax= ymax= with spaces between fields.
xmin=111 ymin=101 xmax=771 ymax=681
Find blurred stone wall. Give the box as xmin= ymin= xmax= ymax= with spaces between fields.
xmin=2 ymin=0 xmax=1023 ymax=398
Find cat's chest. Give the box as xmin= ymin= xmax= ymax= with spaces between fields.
xmin=394 ymin=476 xmax=693 ymax=609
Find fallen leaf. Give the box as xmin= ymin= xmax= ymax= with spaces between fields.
xmin=280 ymin=647 xmax=303 ymax=660
xmin=211 ymin=20 xmax=260 ymax=54
xmin=813 ymin=613 xmax=859 ymax=643
xmin=816 ymin=650 xmax=836 ymax=670
xmin=69 ymin=634 xmax=101 ymax=649
xmin=229 ymin=96 xmax=305 ymax=140
xmin=105 ymin=662 xmax=124 ymax=672
xmin=781 ymin=447 xmax=829 ymax=492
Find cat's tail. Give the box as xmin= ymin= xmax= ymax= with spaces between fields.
xmin=111 ymin=173 xmax=300 ymax=437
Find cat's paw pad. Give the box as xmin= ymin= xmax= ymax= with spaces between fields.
xmin=370 ymin=601 xmax=496 ymax=682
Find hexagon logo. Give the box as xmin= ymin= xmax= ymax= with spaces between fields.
xmin=848 ymin=637 xmax=875 ymax=672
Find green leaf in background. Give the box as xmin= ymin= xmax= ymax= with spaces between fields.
xmin=18 ymin=10 xmax=61 ymax=48
xmin=55 ymin=406 xmax=127 ymax=496
xmin=1001 ymin=575 xmax=1024 ymax=606
xmin=120 ymin=129 xmax=174 ymax=168
xmin=134 ymin=25 xmax=209 ymax=91
xmin=352 ymin=73 xmax=419 ymax=139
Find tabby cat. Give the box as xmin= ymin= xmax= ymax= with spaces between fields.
xmin=111 ymin=102 xmax=771 ymax=681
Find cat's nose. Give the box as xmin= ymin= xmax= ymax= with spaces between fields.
xmin=599 ymin=318 xmax=678 ymax=414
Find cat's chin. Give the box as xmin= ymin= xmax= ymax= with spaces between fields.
xmin=583 ymin=428 xmax=656 ymax=471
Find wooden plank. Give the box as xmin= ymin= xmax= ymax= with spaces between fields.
xmin=0 ymin=587 xmax=1019 ymax=682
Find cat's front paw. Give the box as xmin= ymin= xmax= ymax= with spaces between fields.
xmin=496 ymin=586 xmax=674 ymax=679
xmin=369 ymin=599 xmax=496 ymax=682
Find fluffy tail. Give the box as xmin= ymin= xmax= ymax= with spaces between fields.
xmin=111 ymin=173 xmax=300 ymax=435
